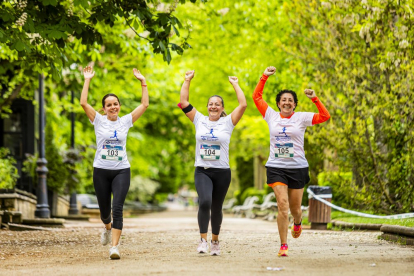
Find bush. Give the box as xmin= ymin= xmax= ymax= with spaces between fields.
xmin=127 ymin=175 xmax=160 ymax=204
xmin=317 ymin=171 xmax=374 ymax=210
xmin=45 ymin=122 xmax=70 ymax=193
xmin=239 ymin=187 xmax=267 ymax=205
xmin=0 ymin=148 xmax=19 ymax=189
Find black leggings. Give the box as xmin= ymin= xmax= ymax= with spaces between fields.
xmin=93 ymin=167 xmax=130 ymax=230
xmin=194 ymin=167 xmax=231 ymax=235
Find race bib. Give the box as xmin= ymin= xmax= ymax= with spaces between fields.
xmin=275 ymin=143 xmax=294 ymax=158
xmin=200 ymin=144 xmax=220 ymax=160
xmin=101 ymin=145 xmax=124 ymax=161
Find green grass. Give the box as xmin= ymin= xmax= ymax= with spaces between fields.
xmin=330 ymin=211 xmax=414 ymax=227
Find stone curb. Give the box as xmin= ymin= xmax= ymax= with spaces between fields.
xmin=332 ymin=220 xmax=414 ymax=245
xmin=380 ymin=225 xmax=414 ymax=237
xmin=332 ymin=220 xmax=382 ymax=230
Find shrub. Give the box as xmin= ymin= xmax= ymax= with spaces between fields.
xmin=0 ymin=148 xmax=19 ymax=189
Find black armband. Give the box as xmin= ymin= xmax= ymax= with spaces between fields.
xmin=182 ymin=104 xmax=194 ymax=114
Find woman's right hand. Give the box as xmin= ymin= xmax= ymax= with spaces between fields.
xmin=264 ymin=66 xmax=276 ymax=76
xmin=83 ymin=66 xmax=95 ymax=80
xmin=184 ymin=70 xmax=195 ymax=81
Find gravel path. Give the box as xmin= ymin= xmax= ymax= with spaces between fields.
xmin=0 ymin=210 xmax=413 ymax=275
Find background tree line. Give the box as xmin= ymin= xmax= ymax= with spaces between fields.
xmin=1 ymin=0 xmax=412 ymax=212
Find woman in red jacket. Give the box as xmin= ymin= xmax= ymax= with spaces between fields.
xmin=253 ymin=66 xmax=330 ymax=257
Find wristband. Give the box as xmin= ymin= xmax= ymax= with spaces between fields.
xmin=182 ymin=104 xmax=193 ymax=114
xmin=141 ymin=84 xmax=147 ymax=87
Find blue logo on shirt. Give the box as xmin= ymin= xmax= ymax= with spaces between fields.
xmin=201 ymin=128 xmax=219 ymax=141
xmin=110 ymin=130 xmax=119 ymax=141
xmin=279 ymin=127 xmax=288 ymax=137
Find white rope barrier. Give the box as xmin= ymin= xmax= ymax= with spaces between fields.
xmin=307 ymin=187 xmax=414 ymax=219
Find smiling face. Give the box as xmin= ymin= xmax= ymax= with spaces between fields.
xmin=207 ymin=96 xmax=224 ymax=121
xmin=103 ymin=96 xmax=121 ymax=118
xmin=277 ymin=92 xmax=296 ymax=115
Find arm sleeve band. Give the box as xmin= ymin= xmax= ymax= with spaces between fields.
xmin=311 ymin=97 xmax=330 ymax=125
xmin=252 ymin=74 xmax=269 ymax=118
xmin=182 ymin=103 xmax=194 ymax=114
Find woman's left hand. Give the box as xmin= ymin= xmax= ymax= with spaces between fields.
xmin=133 ymin=68 xmax=146 ymax=82
xmin=304 ymin=89 xmax=316 ymax=99
xmin=229 ymin=76 xmax=239 ymax=85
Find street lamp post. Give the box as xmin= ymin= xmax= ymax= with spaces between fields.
xmin=34 ymin=73 xmax=50 ymax=218
xmin=68 ymin=90 xmax=79 ymax=215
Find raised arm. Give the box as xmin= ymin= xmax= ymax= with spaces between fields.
xmin=80 ymin=66 xmax=97 ymax=122
xmin=180 ymin=70 xmax=197 ymax=122
xmin=229 ymin=76 xmax=247 ymax=126
xmin=253 ymin=66 xmax=276 ymax=118
xmin=304 ymin=89 xmax=331 ymax=125
xmin=131 ymin=68 xmax=149 ymax=124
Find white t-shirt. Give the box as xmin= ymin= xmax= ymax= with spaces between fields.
xmin=264 ymin=107 xmax=314 ymax=168
xmin=91 ymin=111 xmax=133 ymax=170
xmin=193 ymin=111 xmax=235 ymax=168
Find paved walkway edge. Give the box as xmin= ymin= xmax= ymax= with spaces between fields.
xmin=332 ymin=220 xmax=414 ymax=246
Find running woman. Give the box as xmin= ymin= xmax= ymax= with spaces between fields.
xmin=179 ymin=70 xmax=247 ymax=256
xmin=253 ymin=66 xmax=330 ymax=257
xmin=80 ymin=65 xmax=149 ymax=259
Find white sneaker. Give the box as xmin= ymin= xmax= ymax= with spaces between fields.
xmin=210 ymin=240 xmax=220 ymax=256
xmin=109 ymin=244 xmax=120 ymax=259
xmin=101 ymin=228 xmax=111 ymax=246
xmin=197 ymin=238 xmax=208 ymax=253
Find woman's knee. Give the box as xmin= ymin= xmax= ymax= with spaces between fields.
xmin=290 ymin=206 xmax=302 ymax=217
xmin=198 ymin=198 xmax=212 ymax=211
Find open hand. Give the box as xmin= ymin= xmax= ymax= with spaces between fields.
xmin=133 ymin=68 xmax=145 ymax=82
xmin=304 ymin=89 xmax=316 ymax=99
xmin=185 ymin=70 xmax=195 ymax=81
xmin=228 ymin=76 xmax=239 ymax=85
xmin=264 ymin=66 xmax=276 ymax=76
xmin=83 ymin=66 xmax=95 ymax=79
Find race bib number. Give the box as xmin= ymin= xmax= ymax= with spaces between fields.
xmin=200 ymin=144 xmax=220 ymax=160
xmin=101 ymin=145 xmax=123 ymax=161
xmin=275 ymin=143 xmax=294 ymax=158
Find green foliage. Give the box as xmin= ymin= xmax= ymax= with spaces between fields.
xmin=279 ymin=0 xmax=414 ymax=212
xmin=0 ymin=0 xmax=205 ymax=117
xmin=239 ymin=187 xmax=267 ymax=206
xmin=317 ymin=171 xmax=368 ymax=209
xmin=22 ymin=153 xmax=38 ymax=187
xmin=1 ymin=0 xmax=413 ymax=214
xmin=154 ymin=193 xmax=169 ymax=204
xmin=127 ymin=175 xmax=160 ymax=204
xmin=45 ymin=122 xmax=70 ymax=193
xmin=331 ymin=211 xmax=414 ymax=228
xmin=0 ymin=148 xmax=19 ymax=189
xmin=235 ymin=156 xmax=254 ymax=197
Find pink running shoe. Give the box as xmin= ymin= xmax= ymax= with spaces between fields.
xmin=278 ymin=244 xmax=288 ymax=257
xmin=291 ymin=222 xmax=302 ymax=238
xmin=210 ymin=240 xmax=220 ymax=256
xmin=197 ymin=238 xmax=208 ymax=253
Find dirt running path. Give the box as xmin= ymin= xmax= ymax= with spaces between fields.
xmin=0 ymin=209 xmax=413 ymax=276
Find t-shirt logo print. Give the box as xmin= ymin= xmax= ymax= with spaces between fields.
xmin=275 ymin=127 xmax=291 ymax=142
xmin=110 ymin=130 xmax=119 ymax=141
xmin=201 ymin=128 xmax=219 ymax=141
xmin=279 ymin=127 xmax=288 ymax=137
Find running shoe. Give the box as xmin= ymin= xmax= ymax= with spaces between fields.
xmin=197 ymin=238 xmax=208 ymax=253
xmin=109 ymin=244 xmax=120 ymax=259
xmin=291 ymin=222 xmax=302 ymax=238
xmin=210 ymin=240 xmax=220 ymax=256
xmin=278 ymin=244 xmax=288 ymax=257
xmin=101 ymin=228 xmax=112 ymax=246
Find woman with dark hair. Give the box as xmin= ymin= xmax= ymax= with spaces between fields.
xmin=179 ymin=70 xmax=247 ymax=256
xmin=253 ymin=66 xmax=330 ymax=257
xmin=80 ymin=65 xmax=149 ymax=259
